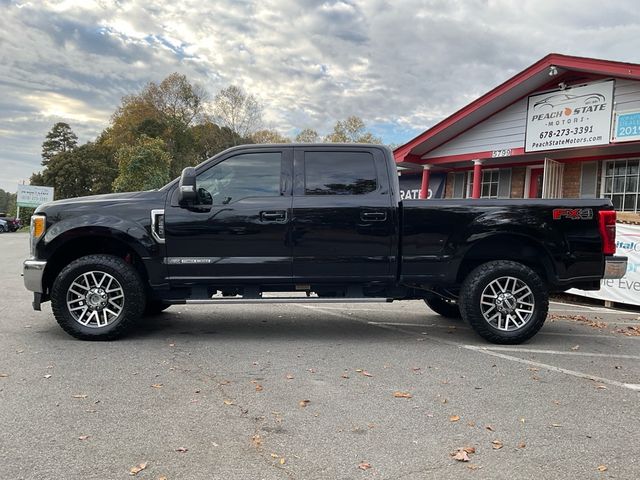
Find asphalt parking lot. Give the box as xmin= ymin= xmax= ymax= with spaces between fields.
xmin=1 ymin=232 xmax=639 ymax=479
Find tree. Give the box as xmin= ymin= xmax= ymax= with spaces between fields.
xmin=251 ymin=129 xmax=290 ymax=144
xmin=295 ymin=128 xmax=320 ymax=143
xmin=113 ymin=136 xmax=171 ymax=192
xmin=191 ymin=121 xmax=248 ymax=160
xmin=324 ymin=116 xmax=382 ymax=144
xmin=31 ymin=142 xmax=117 ymax=199
xmin=41 ymin=122 xmax=78 ymax=165
xmin=104 ymin=73 xmax=207 ymax=176
xmin=0 ymin=189 xmax=17 ymax=216
xmin=213 ymin=85 xmax=262 ymax=141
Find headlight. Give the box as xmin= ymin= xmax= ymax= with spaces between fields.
xmin=30 ymin=215 xmax=46 ymax=257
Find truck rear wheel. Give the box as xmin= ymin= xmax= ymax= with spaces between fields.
xmin=458 ymin=260 xmax=548 ymax=344
xmin=424 ymin=296 xmax=461 ymax=319
xmin=51 ymin=254 xmax=146 ymax=340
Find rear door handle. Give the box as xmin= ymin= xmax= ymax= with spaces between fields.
xmin=360 ymin=211 xmax=387 ymax=222
xmin=260 ymin=210 xmax=287 ymax=222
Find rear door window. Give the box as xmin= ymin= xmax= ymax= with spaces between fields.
xmin=304 ymin=151 xmax=377 ymax=195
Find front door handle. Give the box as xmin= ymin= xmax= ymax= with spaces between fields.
xmin=360 ymin=211 xmax=387 ymax=222
xmin=260 ymin=210 xmax=287 ymax=222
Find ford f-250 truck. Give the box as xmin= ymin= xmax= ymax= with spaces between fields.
xmin=23 ymin=144 xmax=627 ymax=344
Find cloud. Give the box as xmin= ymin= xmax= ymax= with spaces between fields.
xmin=1 ymin=0 xmax=640 ymax=191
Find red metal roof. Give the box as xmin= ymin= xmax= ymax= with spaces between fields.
xmin=394 ymin=54 xmax=640 ymax=163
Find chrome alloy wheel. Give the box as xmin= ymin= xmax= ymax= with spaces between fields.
xmin=66 ymin=271 xmax=125 ymax=328
xmin=480 ymin=276 xmax=535 ymax=331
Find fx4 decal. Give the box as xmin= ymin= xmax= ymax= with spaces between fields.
xmin=552 ymin=208 xmax=594 ymax=220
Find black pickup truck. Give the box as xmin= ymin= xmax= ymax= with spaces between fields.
xmin=23 ymin=144 xmax=627 ymax=343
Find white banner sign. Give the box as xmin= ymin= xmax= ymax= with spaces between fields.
xmin=525 ymin=81 xmax=614 ymax=153
xmin=569 ymin=223 xmax=640 ymax=306
xmin=17 ymin=184 xmax=54 ymax=208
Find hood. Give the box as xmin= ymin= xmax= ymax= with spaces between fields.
xmin=35 ymin=190 xmax=166 ymax=213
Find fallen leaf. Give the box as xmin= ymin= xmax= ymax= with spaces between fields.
xmin=551 ymin=423 xmax=562 ymax=428
xmin=492 ymin=440 xmax=503 ymax=450
xmin=78 ymin=435 xmax=90 ymax=441
xmin=169 ymin=343 xmax=175 ymax=347
xmin=270 ymin=453 xmax=279 ymax=458
xmin=299 ymin=399 xmax=310 ymax=408
xmin=467 ymin=421 xmax=476 ymax=427
xmin=518 ymin=442 xmax=526 ymax=449
xmin=393 ymin=391 xmax=413 ymax=398
xmin=158 ymin=476 xmax=168 ymax=480
xmin=450 ymin=415 xmax=460 ymax=422
xmin=355 ymin=369 xmax=363 ymax=373
xmin=467 ymin=464 xmax=481 ymax=470
xmin=223 ymin=399 xmax=234 ymax=405
xmin=255 ymin=384 xmax=263 ymax=392
xmin=615 ymin=326 xmax=640 ymax=336
xmin=441 ymin=398 xmax=448 ymax=404
xmin=527 ymin=367 xmax=539 ymax=372
xmin=307 ymin=368 xmax=316 ymax=373
xmin=361 ymin=371 xmax=373 ymax=377
xmin=570 ymin=345 xmax=580 ymax=351
xmin=451 ymin=449 xmax=470 ymax=462
xmin=0 ymin=373 xmax=8 ymax=378
xmin=357 ymin=462 xmax=372 ymax=470
xmin=485 ymin=425 xmax=494 ymax=432
xmin=151 ymin=383 xmax=163 ymax=389
xmin=341 ymin=373 xmax=350 ymax=379
xmin=597 ymin=465 xmax=608 ymax=472
xmin=463 ymin=446 xmax=476 ymax=454
xmin=72 ymin=394 xmax=88 ymax=399
xmin=279 ymin=457 xmax=286 ymax=465
xmin=129 ymin=462 xmax=148 ymax=476
xmin=44 ymin=374 xmax=52 ymax=379
xmin=285 ymin=374 xmax=294 ymax=380
xmin=251 ymin=435 xmax=262 ymax=447
xmin=596 ymin=385 xmax=607 ymax=390
xmin=176 ymin=447 xmax=188 ymax=453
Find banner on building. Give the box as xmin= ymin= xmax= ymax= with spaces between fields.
xmin=525 ymin=80 xmax=614 ymax=153
xmin=398 ymin=173 xmax=445 ymax=200
xmin=568 ymin=223 xmax=640 ymax=306
xmin=17 ymin=184 xmax=54 ymax=208
xmin=612 ymin=110 xmax=640 ymax=143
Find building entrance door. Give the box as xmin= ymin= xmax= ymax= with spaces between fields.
xmin=528 ymin=167 xmax=544 ymax=198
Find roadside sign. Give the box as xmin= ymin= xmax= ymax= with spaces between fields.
xmin=17 ymin=185 xmax=54 ymax=208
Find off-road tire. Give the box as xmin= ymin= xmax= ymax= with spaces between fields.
xmin=424 ymin=296 xmax=461 ymax=319
xmin=51 ymin=254 xmax=146 ymax=340
xmin=458 ymin=260 xmax=549 ymax=344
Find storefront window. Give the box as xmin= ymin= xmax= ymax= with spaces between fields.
xmin=603 ymin=159 xmax=639 ymax=212
xmin=466 ymin=168 xmax=512 ymax=198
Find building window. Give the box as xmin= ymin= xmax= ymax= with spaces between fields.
xmin=602 ymin=159 xmax=639 ymax=212
xmin=452 ymin=172 xmax=466 ymax=198
xmin=466 ymin=168 xmax=512 ymax=198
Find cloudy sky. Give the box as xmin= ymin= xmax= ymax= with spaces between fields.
xmin=1 ymin=0 xmax=640 ymax=192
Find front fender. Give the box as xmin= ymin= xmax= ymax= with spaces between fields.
xmin=39 ymin=214 xmax=157 ymax=260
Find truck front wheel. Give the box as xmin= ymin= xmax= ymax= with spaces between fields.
xmin=458 ymin=260 xmax=549 ymax=344
xmin=51 ymin=254 xmax=146 ymax=340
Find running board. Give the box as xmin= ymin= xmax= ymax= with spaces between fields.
xmin=181 ymin=297 xmax=393 ymax=305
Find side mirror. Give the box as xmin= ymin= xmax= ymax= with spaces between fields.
xmin=178 ymin=167 xmax=197 ymax=205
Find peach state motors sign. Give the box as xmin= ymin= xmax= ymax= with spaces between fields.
xmin=525 ymin=80 xmax=614 ymax=153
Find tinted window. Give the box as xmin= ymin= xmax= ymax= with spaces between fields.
xmin=304 ymin=152 xmax=377 ymax=195
xmin=196 ymin=152 xmax=281 ymax=205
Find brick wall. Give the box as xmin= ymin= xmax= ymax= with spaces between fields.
xmin=444 ymin=172 xmax=455 ymax=198
xmin=562 ymin=162 xmax=582 ymax=198
xmin=510 ymin=167 xmax=526 ymax=198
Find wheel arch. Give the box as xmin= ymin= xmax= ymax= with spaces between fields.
xmin=42 ymin=229 xmax=150 ymax=294
xmin=457 ymin=233 xmax=556 ymax=286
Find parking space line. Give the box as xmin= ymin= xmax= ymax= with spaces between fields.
xmin=474 ymin=346 xmax=640 ymax=360
xmin=299 ymin=305 xmax=640 ymax=393
xmin=463 ymin=346 xmax=640 ymax=392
